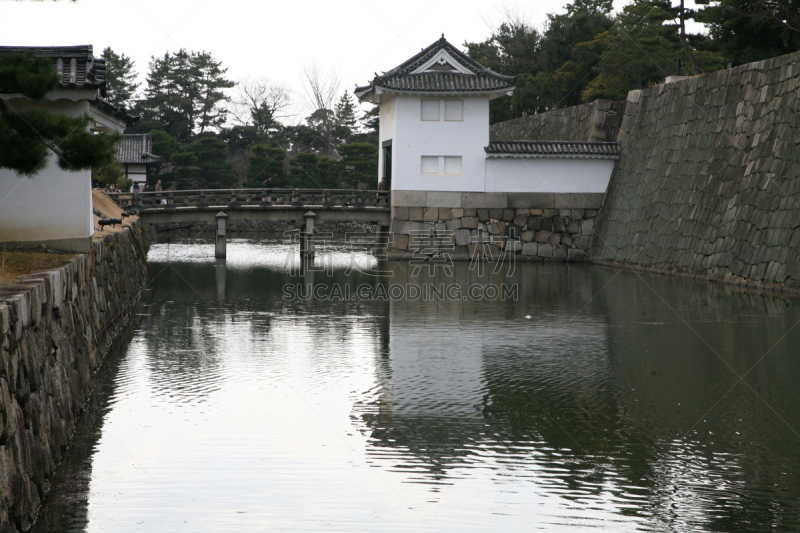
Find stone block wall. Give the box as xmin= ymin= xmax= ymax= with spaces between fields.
xmin=591 ymin=51 xmax=800 ymax=291
xmin=386 ymin=191 xmax=601 ymax=261
xmin=152 ymin=219 xmax=380 ymax=236
xmin=490 ymin=99 xmax=627 ymax=143
xmin=0 ymin=223 xmax=154 ymax=531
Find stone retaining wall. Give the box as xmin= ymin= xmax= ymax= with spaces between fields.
xmin=591 ymin=50 xmax=800 ymax=291
xmin=0 ymin=222 xmax=154 ymax=531
xmin=152 ymin=219 xmax=379 ymax=235
xmin=490 ymin=99 xmax=626 ymax=142
xmin=386 ymin=191 xmax=601 ymax=261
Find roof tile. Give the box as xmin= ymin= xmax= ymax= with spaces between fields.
xmin=116 ymin=134 xmax=161 ymax=165
xmin=0 ymin=45 xmax=107 ymax=95
xmin=485 ymin=141 xmax=621 ymax=159
xmin=356 ymin=36 xmax=516 ymax=99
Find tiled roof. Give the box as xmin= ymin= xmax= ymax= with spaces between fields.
xmin=374 ymin=73 xmax=515 ymax=92
xmin=0 ymin=45 xmax=107 ymax=95
xmin=485 ymin=141 xmax=621 ymax=159
xmin=116 ymin=134 xmax=161 ymax=165
xmin=356 ymin=36 xmax=516 ymax=100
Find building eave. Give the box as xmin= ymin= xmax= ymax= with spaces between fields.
xmin=484 ymin=153 xmax=620 ymax=160
xmin=363 ymin=85 xmax=515 ymax=101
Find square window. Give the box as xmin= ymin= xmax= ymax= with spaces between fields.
xmin=444 ymin=156 xmax=462 ymax=174
xmin=421 ymin=156 xmax=439 ymax=173
xmin=421 ymin=100 xmax=440 ymax=121
xmin=444 ymin=100 xmax=463 ymax=121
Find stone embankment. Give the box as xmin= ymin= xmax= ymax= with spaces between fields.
xmin=0 ymin=222 xmax=154 ymax=532
xmin=591 ymin=51 xmax=800 ymax=291
xmin=152 ymin=219 xmax=379 ymax=235
xmin=386 ymin=192 xmax=600 ymax=261
xmin=490 ymin=99 xmax=626 ymax=143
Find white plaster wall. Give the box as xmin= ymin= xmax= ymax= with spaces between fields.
xmin=389 ymin=94 xmax=489 ymax=193
xmin=485 ymin=157 xmax=616 ymax=193
xmin=126 ymin=165 xmax=148 ymax=183
xmin=0 ymin=98 xmax=95 ymax=243
xmin=0 ymin=154 xmax=93 ymax=242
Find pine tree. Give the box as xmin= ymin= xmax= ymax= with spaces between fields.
xmin=246 ymin=144 xmax=286 ymax=187
xmin=0 ymin=52 xmax=119 ymax=175
xmin=189 ymin=136 xmax=236 ymax=189
xmin=101 ymin=47 xmax=139 ymax=108
xmin=134 ymin=52 xmax=194 ymax=141
xmin=353 ymin=103 xmax=379 ymax=145
xmin=315 ymin=156 xmax=342 ymax=189
xmin=582 ymin=0 xmax=681 ymax=101
xmin=338 ymin=142 xmax=378 ymax=189
xmin=194 ymin=52 xmax=234 ymax=135
xmin=334 ymin=93 xmax=358 ymax=144
xmin=288 ymin=152 xmax=320 ymax=187
xmin=133 ymin=50 xmax=232 ymax=141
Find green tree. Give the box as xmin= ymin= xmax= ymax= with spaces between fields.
xmin=696 ymin=0 xmax=800 ymax=65
xmin=133 ymin=50 xmax=195 ymax=140
xmin=288 ymin=152 xmax=320 ymax=187
xmin=465 ymin=16 xmax=543 ymax=122
xmin=245 ymin=144 xmax=285 ymax=187
xmin=277 ymin=124 xmax=327 ymax=155
xmin=334 ymin=93 xmax=358 ymax=144
xmin=582 ymin=0 xmax=682 ymax=100
xmin=150 ymin=129 xmax=182 ymax=161
xmin=306 ymin=107 xmax=338 ymax=156
xmin=338 ymin=142 xmax=378 ymax=188
xmin=194 ymin=52 xmax=235 ymax=135
xmin=528 ymin=0 xmax=615 ymax=109
xmin=101 ymin=47 xmax=139 ymax=108
xmin=187 ymin=136 xmax=236 ymax=189
xmin=0 ymin=52 xmax=119 ymax=175
xmin=316 ymin=156 xmax=342 ymax=188
xmin=149 ymin=130 xmax=236 ymax=190
xmin=92 ymin=159 xmax=130 ymax=189
xmin=132 ymin=50 xmax=232 ymax=141
xmin=541 ymin=0 xmax=614 ymax=72
xmin=354 ymin=103 xmax=379 ymax=145
xmin=149 ymin=130 xmax=194 ymax=189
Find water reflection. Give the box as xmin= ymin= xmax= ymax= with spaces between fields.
xmin=216 ymin=258 xmax=226 ymax=300
xmin=32 ymin=237 xmax=800 ymax=532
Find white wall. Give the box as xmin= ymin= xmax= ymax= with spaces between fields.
xmin=0 ymin=152 xmax=93 ymax=243
xmin=386 ymin=94 xmax=489 ymax=193
xmin=0 ymin=97 xmax=123 ymax=244
xmin=485 ymin=157 xmax=616 ymax=193
xmin=125 ymin=164 xmax=148 ymax=183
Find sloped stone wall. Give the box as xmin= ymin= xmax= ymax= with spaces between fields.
xmin=0 ymin=223 xmax=154 ymax=532
xmin=591 ymin=52 xmax=800 ymax=291
xmin=490 ymin=99 xmax=626 ymax=142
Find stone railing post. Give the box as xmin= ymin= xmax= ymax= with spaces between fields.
xmin=301 ymin=210 xmax=316 ymax=260
xmin=215 ymin=211 xmax=228 ymax=259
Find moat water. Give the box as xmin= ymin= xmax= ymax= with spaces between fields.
xmin=32 ymin=237 xmax=800 ymax=532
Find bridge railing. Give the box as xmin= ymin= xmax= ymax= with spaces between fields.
xmin=107 ymin=188 xmax=391 ymax=209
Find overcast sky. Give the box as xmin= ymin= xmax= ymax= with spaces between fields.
xmin=3 ymin=0 xmax=699 ymax=121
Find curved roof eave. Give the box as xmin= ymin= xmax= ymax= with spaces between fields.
xmin=358 ymin=85 xmax=516 ymax=102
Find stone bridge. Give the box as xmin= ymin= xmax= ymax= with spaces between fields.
xmin=108 ymin=188 xmax=391 ymax=258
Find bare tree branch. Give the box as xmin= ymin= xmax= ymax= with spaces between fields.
xmin=231 ymin=77 xmax=295 ymax=134
xmin=300 ymin=63 xmax=342 ymax=157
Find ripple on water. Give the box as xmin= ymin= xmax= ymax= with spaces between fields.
xmin=29 ymin=241 xmax=800 ymax=533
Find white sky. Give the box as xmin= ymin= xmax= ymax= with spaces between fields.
xmin=2 ymin=0 xmax=701 ymax=122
